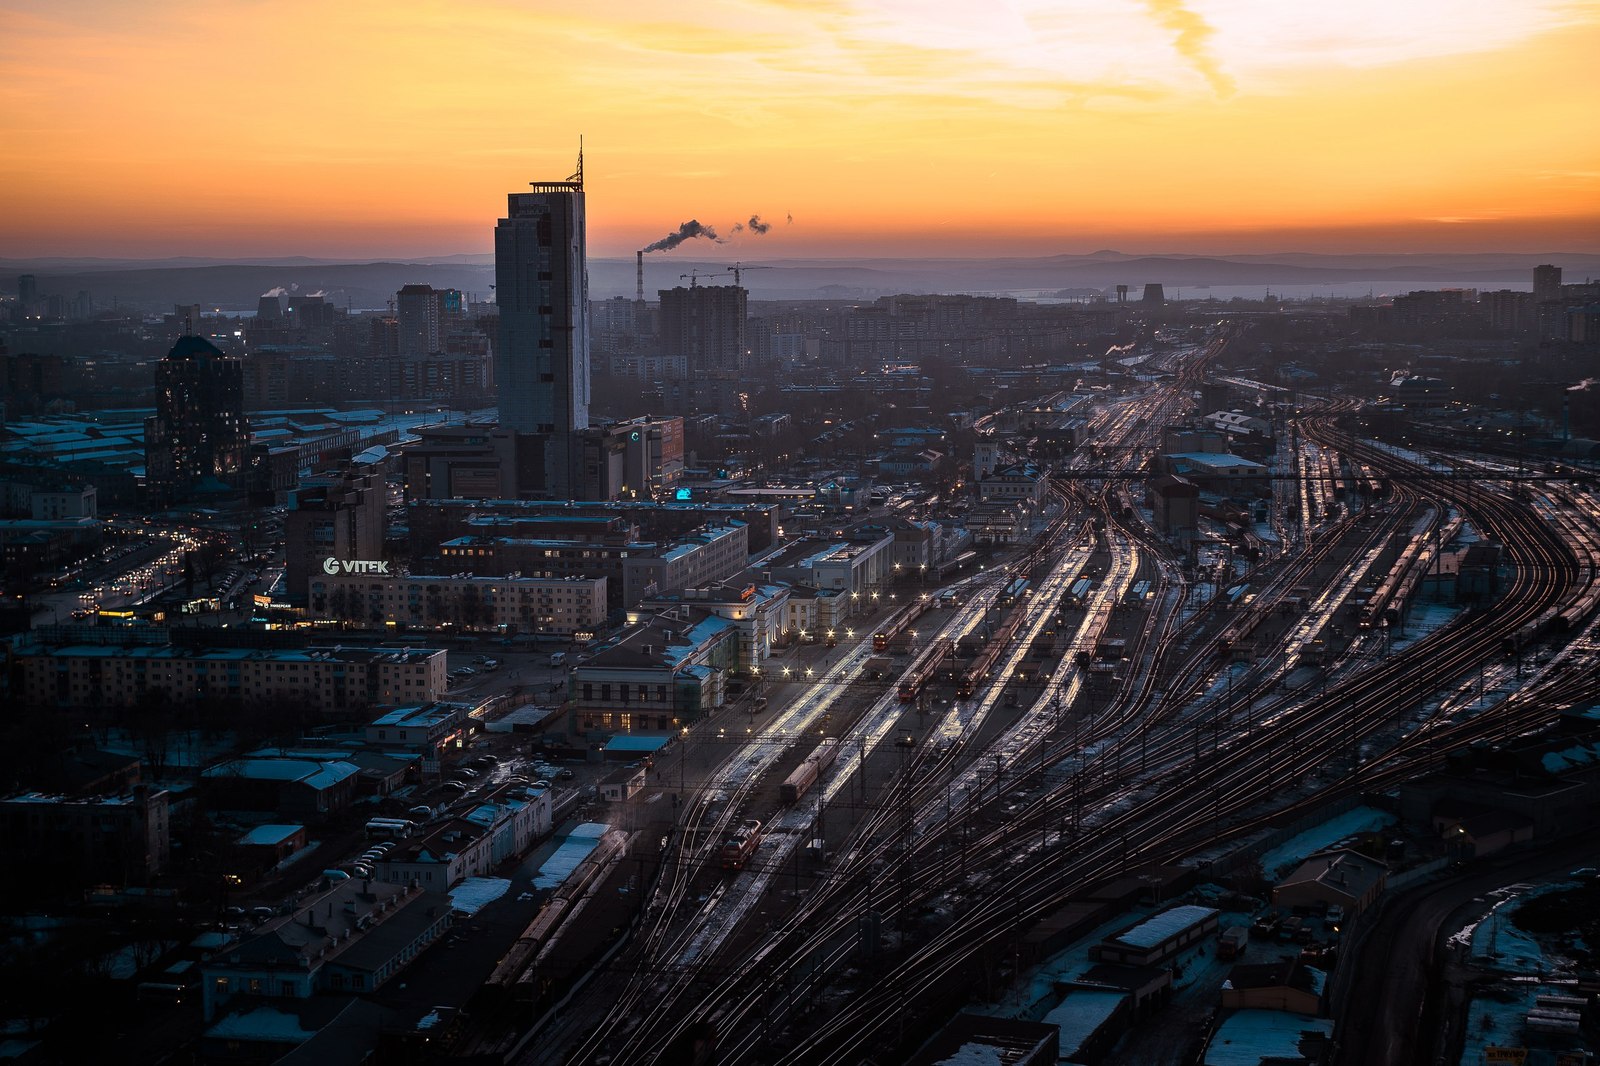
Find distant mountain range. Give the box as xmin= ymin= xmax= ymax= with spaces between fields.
xmin=3 ymin=250 xmax=1596 ymax=312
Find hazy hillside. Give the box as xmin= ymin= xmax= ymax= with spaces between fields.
xmin=4 ymin=251 xmax=1596 ymax=311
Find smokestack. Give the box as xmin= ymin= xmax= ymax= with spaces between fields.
xmin=636 ymin=251 xmax=645 ymax=305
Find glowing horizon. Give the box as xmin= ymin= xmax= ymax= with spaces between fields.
xmin=3 ymin=0 xmax=1597 ymax=259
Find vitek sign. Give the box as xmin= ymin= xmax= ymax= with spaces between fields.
xmin=323 ymin=557 xmax=390 ymax=575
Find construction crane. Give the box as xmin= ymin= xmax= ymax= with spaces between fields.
xmin=726 ymin=262 xmax=773 ymax=286
xmin=679 ymin=270 xmax=732 ymax=288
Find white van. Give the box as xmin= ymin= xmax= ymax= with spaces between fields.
xmin=549 ymin=652 xmax=567 ymax=667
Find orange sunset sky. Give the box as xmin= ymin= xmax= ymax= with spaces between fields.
xmin=2 ymin=0 xmax=1598 ymax=259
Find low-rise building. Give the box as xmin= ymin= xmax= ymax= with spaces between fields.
xmin=434 ymin=522 xmax=748 ymax=611
xmin=569 ymin=610 xmax=741 ymax=736
xmin=234 ymin=824 xmax=309 ymax=877
xmin=1093 ymin=904 xmax=1220 ymax=967
xmin=978 ymin=461 xmax=1047 ymax=504
xmin=365 ymin=702 xmax=473 ymax=758
xmin=0 ymin=785 xmax=170 ymax=885
xmin=200 ymin=877 xmax=452 ymax=1020
xmin=1220 ymin=960 xmax=1326 ymax=1015
xmin=463 ymin=787 xmax=553 ymax=863
xmin=600 ymin=765 xmax=647 ymax=802
xmin=1200 ymin=1009 xmax=1332 ymax=1066
xmin=639 ymin=580 xmax=790 ymax=669
xmin=770 ymin=531 xmax=893 ymax=613
xmin=1272 ymin=849 xmax=1388 ymax=916
xmin=779 ymin=584 xmax=848 ymax=642
xmin=375 ymin=818 xmax=492 ymax=891
xmin=202 ymin=756 xmax=361 ymax=816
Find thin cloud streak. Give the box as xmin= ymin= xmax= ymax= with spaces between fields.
xmin=1141 ymin=0 xmax=1235 ymax=96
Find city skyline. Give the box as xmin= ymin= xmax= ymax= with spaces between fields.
xmin=3 ymin=0 xmax=1598 ymax=259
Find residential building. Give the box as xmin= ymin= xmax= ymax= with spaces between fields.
xmin=395 ymin=283 xmax=441 ymax=358
xmin=12 ymin=640 xmax=447 ymax=713
xmin=658 ymin=284 xmax=748 ymax=415
xmin=311 ymin=570 xmax=606 ymax=636
xmin=143 ymin=335 xmax=249 ymax=504
xmin=284 ymin=459 xmax=388 ymax=604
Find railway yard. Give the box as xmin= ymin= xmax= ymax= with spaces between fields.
xmin=423 ymin=326 xmax=1600 ymax=1065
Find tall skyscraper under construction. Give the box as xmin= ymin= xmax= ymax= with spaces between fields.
xmin=494 ymin=162 xmax=591 ymax=498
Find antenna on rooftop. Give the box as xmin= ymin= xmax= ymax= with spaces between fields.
xmin=564 ymin=135 xmax=584 ymax=189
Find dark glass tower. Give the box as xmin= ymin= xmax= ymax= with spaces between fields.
xmin=494 ymin=172 xmax=590 ymax=498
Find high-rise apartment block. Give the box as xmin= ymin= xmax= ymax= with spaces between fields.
xmin=658 ymin=284 xmax=748 ymax=415
xmin=495 ymin=174 xmax=591 ymax=498
xmin=396 ymin=283 xmax=441 ymax=358
xmin=143 ymin=335 xmax=250 ymax=504
xmin=284 ymin=458 xmax=389 ymax=603
xmin=1533 ymin=264 xmax=1562 ymax=304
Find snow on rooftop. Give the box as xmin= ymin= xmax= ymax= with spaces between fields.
xmin=1203 ymin=1009 xmax=1331 ymax=1066
xmin=238 ymin=824 xmax=302 ymax=846
xmin=932 ymin=1043 xmax=1005 ymax=1066
xmin=533 ymin=823 xmax=609 ymax=889
xmin=1257 ymin=806 xmax=1396 ymax=880
xmin=206 ymin=1004 xmax=316 ymax=1043
xmin=1043 ymin=989 xmax=1127 ymax=1056
xmin=448 ymin=876 xmax=512 ymax=916
xmin=1542 ymin=742 xmax=1600 ymax=774
xmin=1113 ymin=904 xmax=1217 ymax=949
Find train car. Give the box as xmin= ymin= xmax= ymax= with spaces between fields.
xmin=959 ymin=615 xmax=1020 ymax=698
xmin=720 ymin=820 xmax=763 ymax=871
xmin=780 ymin=738 xmax=841 ymax=804
xmin=1001 ymin=577 xmax=1031 ymax=606
xmin=897 ymin=638 xmax=952 ymax=702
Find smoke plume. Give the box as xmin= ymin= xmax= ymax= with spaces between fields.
xmin=744 ymin=214 xmax=771 ymax=235
xmin=261 ymin=286 xmax=288 ymax=298
xmin=642 ymin=219 xmax=722 ymax=252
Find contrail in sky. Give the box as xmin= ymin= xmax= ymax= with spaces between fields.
xmin=1142 ymin=0 xmax=1235 ymax=97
